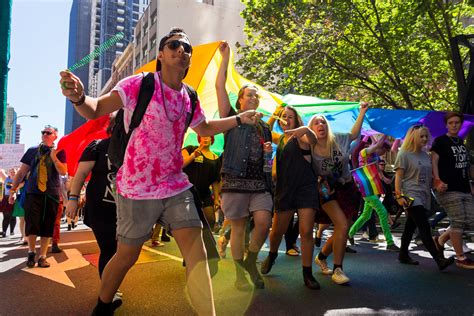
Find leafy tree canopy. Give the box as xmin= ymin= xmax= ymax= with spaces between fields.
xmin=237 ymin=0 xmax=474 ymax=110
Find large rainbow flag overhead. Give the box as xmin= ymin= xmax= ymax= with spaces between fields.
xmin=351 ymin=162 xmax=384 ymax=197
xmin=58 ymin=41 xmax=474 ymax=176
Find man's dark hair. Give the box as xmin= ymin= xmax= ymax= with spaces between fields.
xmin=156 ymin=27 xmax=191 ymax=75
xmin=444 ymin=111 xmax=464 ymax=124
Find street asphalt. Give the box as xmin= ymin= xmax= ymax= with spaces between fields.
xmin=0 ymin=219 xmax=473 ymax=316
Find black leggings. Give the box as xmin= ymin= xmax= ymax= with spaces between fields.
xmin=284 ymin=216 xmax=299 ymax=251
xmin=2 ymin=212 xmax=16 ymax=235
xmin=91 ymin=224 xmax=117 ymax=278
xmin=400 ymin=205 xmax=438 ymax=258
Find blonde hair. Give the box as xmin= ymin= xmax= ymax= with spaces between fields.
xmin=308 ymin=114 xmax=339 ymax=158
xmin=400 ymin=125 xmax=431 ymax=153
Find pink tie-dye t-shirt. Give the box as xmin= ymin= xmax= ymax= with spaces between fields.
xmin=112 ymin=72 xmax=205 ymax=199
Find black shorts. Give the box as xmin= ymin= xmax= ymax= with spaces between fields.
xmin=24 ymin=193 xmax=59 ymax=237
xmin=275 ymin=183 xmax=319 ymax=212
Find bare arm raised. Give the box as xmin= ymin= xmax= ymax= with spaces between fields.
xmin=60 ymin=70 xmax=123 ymax=119
xmin=350 ymin=102 xmax=369 ymax=141
xmin=215 ymin=41 xmax=232 ymax=118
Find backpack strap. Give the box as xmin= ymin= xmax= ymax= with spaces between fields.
xmin=129 ymin=72 xmax=155 ymax=132
xmin=184 ymin=83 xmax=198 ymax=131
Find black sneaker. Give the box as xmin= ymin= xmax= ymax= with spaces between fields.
xmin=398 ymin=254 xmax=419 ymax=265
xmin=436 ymin=256 xmax=455 ymax=271
xmin=51 ymin=243 xmax=63 ymax=253
xmin=386 ymin=243 xmax=400 ymax=252
xmin=314 ymin=237 xmax=322 ymax=247
xmin=243 ymin=259 xmax=264 ymax=289
xmin=345 ymin=246 xmax=357 ymax=253
xmin=26 ymin=252 xmax=36 ymax=268
xmin=260 ymin=255 xmax=276 ymax=275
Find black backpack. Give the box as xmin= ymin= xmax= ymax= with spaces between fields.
xmin=108 ymin=72 xmax=198 ymax=169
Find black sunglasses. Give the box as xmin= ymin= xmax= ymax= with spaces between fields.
xmin=164 ymin=40 xmax=192 ymax=54
xmin=41 ymin=131 xmax=53 ymax=135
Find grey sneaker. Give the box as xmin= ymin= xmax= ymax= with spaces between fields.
xmin=331 ymin=267 xmax=350 ymax=285
xmin=315 ymin=256 xmax=333 ymax=275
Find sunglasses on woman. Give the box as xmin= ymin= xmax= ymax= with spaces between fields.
xmin=164 ymin=40 xmax=192 ymax=54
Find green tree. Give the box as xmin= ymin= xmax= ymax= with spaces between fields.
xmin=237 ymin=0 xmax=474 ymax=110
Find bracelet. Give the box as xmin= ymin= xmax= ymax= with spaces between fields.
xmin=235 ymin=115 xmax=242 ymax=126
xmin=70 ymin=92 xmax=86 ymax=106
xmin=68 ymin=197 xmax=79 ymax=201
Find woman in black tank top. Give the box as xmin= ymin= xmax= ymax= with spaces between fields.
xmin=260 ymin=106 xmax=321 ymax=289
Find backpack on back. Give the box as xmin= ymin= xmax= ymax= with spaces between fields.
xmin=108 ymin=72 xmax=198 ymax=169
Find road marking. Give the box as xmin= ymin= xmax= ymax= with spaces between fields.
xmin=142 ymin=245 xmax=183 ymax=262
xmin=22 ymin=249 xmax=90 ymax=288
xmin=0 ymin=239 xmax=98 ymax=254
xmin=0 ymin=257 xmax=26 ymax=273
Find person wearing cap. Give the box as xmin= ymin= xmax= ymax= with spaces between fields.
xmin=60 ymin=28 xmax=261 ymax=315
xmin=9 ymin=125 xmax=67 ymax=269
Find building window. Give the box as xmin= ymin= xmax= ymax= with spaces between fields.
xmin=133 ymin=0 xmax=139 ymax=4
xmin=196 ymin=0 xmax=214 ymax=4
xmin=133 ymin=13 xmax=139 ymax=20
xmin=150 ymin=37 xmax=156 ymax=49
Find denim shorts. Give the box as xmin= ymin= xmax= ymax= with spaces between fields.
xmin=436 ymin=191 xmax=474 ymax=232
xmin=116 ymin=189 xmax=202 ymax=245
xmin=221 ymin=192 xmax=273 ymax=220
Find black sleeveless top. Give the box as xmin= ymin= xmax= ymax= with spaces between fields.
xmin=275 ymin=136 xmax=318 ymax=209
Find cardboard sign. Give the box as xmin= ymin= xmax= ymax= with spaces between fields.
xmin=0 ymin=144 xmax=25 ymax=170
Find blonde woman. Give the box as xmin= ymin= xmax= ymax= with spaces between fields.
xmin=309 ymin=102 xmax=368 ymax=285
xmin=394 ymin=125 xmax=454 ymax=270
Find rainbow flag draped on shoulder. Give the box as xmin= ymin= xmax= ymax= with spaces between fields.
xmin=351 ymin=162 xmax=384 ymax=197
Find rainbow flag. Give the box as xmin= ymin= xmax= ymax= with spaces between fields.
xmin=351 ymin=162 xmax=384 ymax=197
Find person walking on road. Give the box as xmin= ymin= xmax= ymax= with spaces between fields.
xmin=60 ymin=28 xmax=261 ymax=315
xmin=431 ymin=111 xmax=474 ymax=269
xmin=9 ymin=125 xmax=67 ymax=268
xmin=394 ymin=124 xmax=454 ymax=270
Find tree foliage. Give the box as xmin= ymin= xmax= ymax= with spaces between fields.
xmin=237 ymin=0 xmax=474 ymax=110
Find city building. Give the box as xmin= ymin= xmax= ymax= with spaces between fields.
xmin=65 ymin=0 xmax=148 ymax=133
xmin=64 ymin=0 xmax=92 ymax=134
xmin=100 ymin=0 xmax=244 ymax=96
xmin=4 ymin=105 xmax=16 ymax=144
xmin=133 ymin=0 xmax=245 ymax=72
xmin=89 ymin=0 xmax=149 ymax=97
xmin=14 ymin=124 xmax=20 ymax=144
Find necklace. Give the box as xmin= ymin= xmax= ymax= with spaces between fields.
xmin=159 ymin=73 xmax=186 ymax=122
xmin=447 ymin=135 xmax=460 ymax=145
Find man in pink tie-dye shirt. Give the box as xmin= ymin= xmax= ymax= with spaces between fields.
xmin=60 ymin=28 xmax=262 ymax=316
